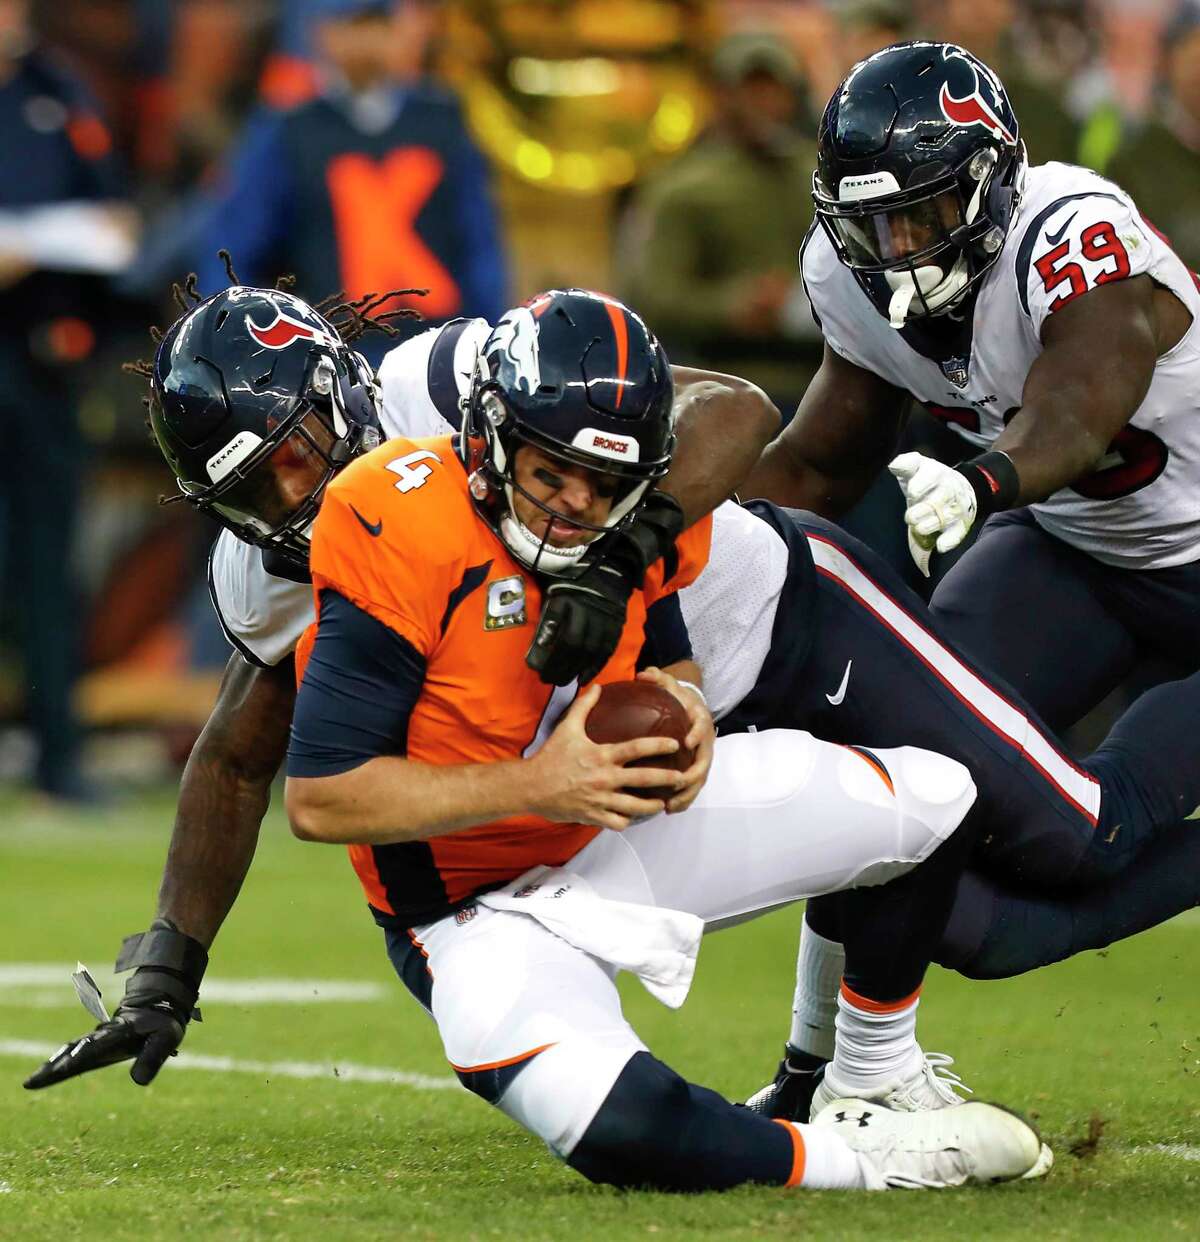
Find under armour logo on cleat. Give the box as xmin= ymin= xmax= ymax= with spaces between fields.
xmin=835 ymin=1109 xmax=873 ymax=1127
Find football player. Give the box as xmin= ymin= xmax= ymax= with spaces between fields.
xmin=746 ymin=39 xmax=1200 ymax=731
xmin=25 ymin=287 xmax=1042 ymax=1192
xmin=740 ymin=39 xmax=1200 ymax=1118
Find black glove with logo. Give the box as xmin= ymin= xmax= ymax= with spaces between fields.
xmin=23 ymin=919 xmax=207 ymax=1090
xmin=527 ymin=490 xmax=686 ymax=686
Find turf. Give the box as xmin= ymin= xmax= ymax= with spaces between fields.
xmin=2 ymin=786 xmax=1199 ymax=1240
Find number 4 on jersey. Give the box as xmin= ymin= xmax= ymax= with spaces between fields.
xmin=386 ymin=449 xmax=441 ymax=493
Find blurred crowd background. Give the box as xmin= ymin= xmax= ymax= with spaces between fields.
xmin=1 ymin=0 xmax=1196 ymax=805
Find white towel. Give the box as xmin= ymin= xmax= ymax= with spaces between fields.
xmin=477 ymin=866 xmax=703 ymax=1009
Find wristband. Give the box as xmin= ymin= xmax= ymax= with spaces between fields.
xmin=957 ymin=450 xmax=1020 ymax=519
xmin=675 ymin=679 xmax=708 ymax=708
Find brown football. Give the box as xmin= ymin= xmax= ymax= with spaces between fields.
xmin=585 ymin=679 xmax=696 ymax=801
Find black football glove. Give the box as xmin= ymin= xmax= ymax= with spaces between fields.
xmin=527 ymin=490 xmax=685 ymax=686
xmin=23 ymin=919 xmax=206 ymax=1090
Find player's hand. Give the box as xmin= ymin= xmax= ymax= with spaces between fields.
xmin=23 ymin=966 xmax=198 ymax=1090
xmin=889 ymin=452 xmax=978 ymax=577
xmin=527 ymin=683 xmax=683 ymax=831
xmin=636 ymin=668 xmax=714 ymax=813
xmin=527 ymin=491 xmax=685 ymax=686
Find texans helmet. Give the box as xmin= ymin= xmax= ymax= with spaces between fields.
xmin=149 ymin=286 xmax=381 ymax=569
xmin=813 ymin=41 xmax=1026 ymax=328
xmin=461 ymin=289 xmax=676 ymax=576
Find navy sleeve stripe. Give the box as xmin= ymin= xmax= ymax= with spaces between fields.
xmin=440 ymin=561 xmax=492 ymax=635
xmin=638 ymin=592 xmax=692 ymax=671
xmin=287 ymin=590 xmax=427 ymax=779
xmin=426 ymin=318 xmax=473 ymax=430
xmin=1015 ymin=192 xmax=1127 ymax=318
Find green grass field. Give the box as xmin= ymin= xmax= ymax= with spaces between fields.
xmin=2 ymin=786 xmax=1199 ymax=1241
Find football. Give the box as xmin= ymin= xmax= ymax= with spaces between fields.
xmin=585 ymin=679 xmax=696 ymax=800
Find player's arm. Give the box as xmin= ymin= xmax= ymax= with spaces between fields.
xmin=284 ymin=590 xmax=685 ymax=843
xmin=527 ymin=367 xmax=780 ymax=686
xmin=740 ymin=342 xmax=909 ymax=514
xmin=994 ymin=274 xmax=1165 ymax=500
xmin=24 ymin=652 xmax=296 ymax=1091
xmin=157 ymin=652 xmax=296 ymax=943
xmin=890 ymin=204 xmax=1189 ymax=571
xmin=664 ymin=366 xmax=781 ymax=521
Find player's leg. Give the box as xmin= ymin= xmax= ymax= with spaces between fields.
xmin=725 ymin=507 xmax=1108 ymax=890
xmin=574 ymin=730 xmax=992 ymax=1117
xmin=383 ymin=906 xmax=1037 ymax=1190
xmin=929 ymin=509 xmax=1136 ymax=730
xmin=938 ymin=820 xmax=1200 ymax=978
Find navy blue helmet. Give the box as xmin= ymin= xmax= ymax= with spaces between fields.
xmin=149 ymin=286 xmax=381 ymax=569
xmin=813 ymin=41 xmax=1026 ymax=327
xmin=461 ymin=289 xmax=676 ymax=575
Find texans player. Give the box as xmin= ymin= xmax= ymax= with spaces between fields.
xmin=741 ymin=39 xmax=1200 ymax=1119
xmin=24 ymin=288 xmax=1043 ymax=1192
xmin=747 ymin=39 xmax=1200 ymax=730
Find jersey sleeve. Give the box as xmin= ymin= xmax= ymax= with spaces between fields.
xmin=643 ymin=513 xmax=713 ymax=605
xmin=1019 ymin=191 xmax=1155 ymax=334
xmin=799 ymin=225 xmax=887 ymax=375
xmin=207 ymin=530 xmax=314 ymax=667
xmin=307 ymin=443 xmax=456 ymax=658
xmin=376 ymin=318 xmax=491 ymax=439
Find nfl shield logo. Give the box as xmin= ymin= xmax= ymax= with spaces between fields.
xmin=939 ymin=355 xmax=970 ymax=388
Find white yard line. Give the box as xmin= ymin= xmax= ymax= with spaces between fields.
xmin=0 ymin=1038 xmax=460 ymax=1091
xmin=1130 ymin=1144 xmax=1200 ymax=1162
xmin=0 ymin=964 xmax=387 ymax=1006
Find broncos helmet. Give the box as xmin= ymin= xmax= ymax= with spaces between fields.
xmin=813 ymin=41 xmax=1026 ymax=329
xmin=461 ymin=289 xmax=675 ymax=576
xmin=149 ymin=286 xmax=381 ymax=569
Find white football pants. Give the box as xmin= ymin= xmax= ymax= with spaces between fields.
xmin=407 ymin=729 xmax=975 ymax=1158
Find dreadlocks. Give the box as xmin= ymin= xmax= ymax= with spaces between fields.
xmin=124 ymin=253 xmax=429 ymax=422
xmin=125 ymin=254 xmax=428 ymax=382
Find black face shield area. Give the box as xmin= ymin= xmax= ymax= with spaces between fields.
xmin=182 ymin=407 xmax=344 ymax=550
xmin=818 ymin=183 xmax=966 ymax=271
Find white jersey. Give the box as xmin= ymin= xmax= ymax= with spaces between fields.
xmin=208 ymin=315 xmax=786 ymax=714
xmin=804 ymin=161 xmax=1200 ymax=569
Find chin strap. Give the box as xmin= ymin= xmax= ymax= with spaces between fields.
xmin=888 ymin=284 xmax=917 ymax=328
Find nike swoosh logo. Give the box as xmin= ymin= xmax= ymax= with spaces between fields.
xmin=826 ymin=659 xmax=853 ymax=707
xmin=1045 ymin=212 xmax=1076 ymax=247
xmin=350 ymin=505 xmax=383 ymax=537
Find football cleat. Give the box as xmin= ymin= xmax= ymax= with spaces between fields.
xmin=743 ymin=1046 xmax=828 ymax=1121
xmin=813 ymin=1097 xmax=1045 ymax=1189
xmin=810 ymin=1049 xmax=971 ymax=1118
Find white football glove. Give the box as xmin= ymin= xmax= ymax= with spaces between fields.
xmin=888 ymin=452 xmax=977 ymax=577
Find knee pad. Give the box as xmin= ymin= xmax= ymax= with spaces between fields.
xmin=567 ymin=1052 xmax=794 ymax=1191
xmin=856 ymin=745 xmax=976 ymax=885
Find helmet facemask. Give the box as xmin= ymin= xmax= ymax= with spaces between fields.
xmin=173 ymin=349 xmax=380 ymax=567
xmin=815 ymin=142 xmax=1022 ymax=328
xmin=466 ymin=384 xmax=660 ymax=577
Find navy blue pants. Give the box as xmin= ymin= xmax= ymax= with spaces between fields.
xmin=721 ymin=505 xmax=1200 ymax=893
xmin=931 ymin=507 xmax=1200 ymax=731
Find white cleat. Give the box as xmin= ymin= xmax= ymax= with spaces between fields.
xmin=813 ymin=1096 xmax=1046 ymax=1189
xmin=809 ymin=1049 xmax=971 ymax=1119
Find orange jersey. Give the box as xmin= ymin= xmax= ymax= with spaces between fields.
xmin=295 ymin=435 xmax=712 ymax=926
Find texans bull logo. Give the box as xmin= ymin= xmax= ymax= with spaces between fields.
xmin=937 ymin=56 xmax=1015 ymax=146
xmin=246 ymin=309 xmax=336 ymax=351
